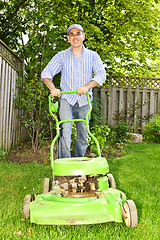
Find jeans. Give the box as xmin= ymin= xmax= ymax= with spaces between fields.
xmin=58 ymin=98 xmax=90 ymax=158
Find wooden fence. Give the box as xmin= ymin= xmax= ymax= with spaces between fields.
xmin=0 ymin=39 xmax=25 ymax=152
xmin=93 ymin=73 xmax=160 ymax=133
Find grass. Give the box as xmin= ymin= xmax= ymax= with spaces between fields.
xmin=0 ymin=143 xmax=160 ymax=240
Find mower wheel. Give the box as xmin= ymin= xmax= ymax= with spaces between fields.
xmin=107 ymin=174 xmax=116 ymax=189
xmin=43 ymin=178 xmax=50 ymax=193
xmin=23 ymin=194 xmax=32 ymax=219
xmin=123 ymin=200 xmax=138 ymax=228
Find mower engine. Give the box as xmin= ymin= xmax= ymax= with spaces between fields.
xmin=55 ymin=174 xmax=101 ymax=198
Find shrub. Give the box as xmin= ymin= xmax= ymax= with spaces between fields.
xmin=143 ymin=114 xmax=160 ymax=143
xmin=14 ymin=75 xmax=51 ymax=151
xmin=107 ymin=121 xmax=130 ymax=144
xmin=89 ymin=124 xmax=110 ymax=153
xmin=90 ymin=98 xmax=106 ymax=126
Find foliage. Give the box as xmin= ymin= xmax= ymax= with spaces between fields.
xmin=0 ymin=0 xmax=27 ymax=50
xmin=143 ymin=114 xmax=160 ymax=143
xmin=107 ymin=121 xmax=130 ymax=144
xmin=89 ymin=124 xmax=110 ymax=153
xmin=14 ymin=75 xmax=51 ymax=151
xmin=0 ymin=147 xmax=8 ymax=161
xmin=68 ymin=122 xmax=127 ymax=157
xmin=71 ymin=123 xmax=111 ymax=155
xmin=88 ymin=121 xmax=130 ymax=156
xmin=0 ymin=0 xmax=160 ymax=77
xmin=76 ymin=0 xmax=160 ymax=77
xmin=70 ymin=123 xmax=77 ymax=154
xmin=90 ymin=97 xmax=106 ymax=126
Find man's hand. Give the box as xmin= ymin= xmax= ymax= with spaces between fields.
xmin=77 ymin=86 xmax=88 ymax=96
xmin=50 ymin=88 xmax=61 ymax=97
xmin=42 ymin=78 xmax=61 ymax=97
xmin=77 ymin=80 xmax=98 ymax=96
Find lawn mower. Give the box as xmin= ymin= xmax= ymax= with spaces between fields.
xmin=23 ymin=91 xmax=138 ymax=228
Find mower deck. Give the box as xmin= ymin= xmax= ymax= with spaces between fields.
xmin=29 ymin=188 xmax=125 ymax=225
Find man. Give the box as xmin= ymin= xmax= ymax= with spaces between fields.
xmin=41 ymin=24 xmax=106 ymax=158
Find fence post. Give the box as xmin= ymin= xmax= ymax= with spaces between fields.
xmin=157 ymin=91 xmax=160 ymax=114
xmin=134 ymin=88 xmax=140 ymax=132
xmin=108 ymin=73 xmax=113 ymax=127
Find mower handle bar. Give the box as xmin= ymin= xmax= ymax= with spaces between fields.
xmin=49 ymin=91 xmax=101 ymax=171
xmin=49 ymin=90 xmax=92 ymax=119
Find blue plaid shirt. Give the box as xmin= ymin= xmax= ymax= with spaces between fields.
xmin=41 ymin=45 xmax=106 ymax=106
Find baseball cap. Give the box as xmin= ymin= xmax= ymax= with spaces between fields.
xmin=67 ymin=24 xmax=84 ymax=34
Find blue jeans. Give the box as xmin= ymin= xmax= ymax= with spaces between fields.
xmin=58 ymin=98 xmax=90 ymax=158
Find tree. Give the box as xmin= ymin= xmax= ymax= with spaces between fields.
xmin=0 ymin=0 xmax=30 ymax=50
xmin=64 ymin=0 xmax=160 ymax=77
xmin=1 ymin=0 xmax=160 ymax=150
xmin=1 ymin=0 xmax=160 ymax=77
xmin=13 ymin=0 xmax=70 ymax=151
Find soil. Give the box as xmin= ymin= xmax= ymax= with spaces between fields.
xmin=6 ymin=141 xmax=123 ymax=164
xmin=6 ymin=142 xmax=51 ymax=164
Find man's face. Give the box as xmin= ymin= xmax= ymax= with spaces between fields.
xmin=67 ymin=28 xmax=85 ymax=48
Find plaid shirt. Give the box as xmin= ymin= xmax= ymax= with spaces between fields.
xmin=41 ymin=45 xmax=106 ymax=106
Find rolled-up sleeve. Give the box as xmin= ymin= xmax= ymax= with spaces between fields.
xmin=41 ymin=52 xmax=62 ymax=79
xmin=92 ymin=52 xmax=106 ymax=86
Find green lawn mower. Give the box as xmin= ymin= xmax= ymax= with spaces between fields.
xmin=23 ymin=91 xmax=138 ymax=228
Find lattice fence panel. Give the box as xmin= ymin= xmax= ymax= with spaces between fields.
xmin=111 ymin=76 xmax=160 ymax=89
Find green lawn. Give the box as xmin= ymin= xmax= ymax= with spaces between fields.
xmin=0 ymin=143 xmax=159 ymax=240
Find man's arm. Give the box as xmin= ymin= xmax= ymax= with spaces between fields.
xmin=77 ymin=80 xmax=98 ymax=96
xmin=43 ymin=78 xmax=61 ymax=97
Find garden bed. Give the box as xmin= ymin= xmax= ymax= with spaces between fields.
xmin=6 ymin=142 xmax=50 ymax=164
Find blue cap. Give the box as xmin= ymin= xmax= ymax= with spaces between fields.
xmin=67 ymin=24 xmax=84 ymax=34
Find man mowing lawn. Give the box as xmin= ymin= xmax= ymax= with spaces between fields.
xmin=41 ymin=24 xmax=106 ymax=159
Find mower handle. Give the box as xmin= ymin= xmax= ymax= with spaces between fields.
xmin=49 ymin=90 xmax=92 ymax=118
xmin=49 ymin=90 xmax=101 ymax=171
xmin=60 ymin=90 xmax=78 ymax=94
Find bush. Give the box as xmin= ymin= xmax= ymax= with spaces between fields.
xmin=14 ymin=75 xmax=52 ymax=151
xmin=89 ymin=124 xmax=110 ymax=153
xmin=143 ymin=114 xmax=160 ymax=143
xmin=71 ymin=121 xmax=130 ymax=157
xmin=107 ymin=121 xmax=130 ymax=144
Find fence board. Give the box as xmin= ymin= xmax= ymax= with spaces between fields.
xmin=119 ymin=88 xmax=124 ymax=114
xmin=101 ymin=88 xmax=108 ymax=123
xmin=157 ymin=91 xmax=160 ymax=114
xmin=141 ymin=89 xmax=148 ymax=131
xmin=126 ymin=88 xmax=132 ymax=126
xmin=5 ymin=65 xmax=11 ymax=150
xmin=8 ymin=68 xmax=14 ymax=150
xmin=112 ymin=87 xmax=118 ymax=126
xmin=3 ymin=62 xmax=9 ymax=148
xmin=0 ymin=59 xmax=5 ymax=147
xmin=11 ymin=70 xmax=17 ymax=148
xmin=134 ymin=88 xmax=140 ymax=132
xmin=150 ymin=90 xmax=155 ymax=116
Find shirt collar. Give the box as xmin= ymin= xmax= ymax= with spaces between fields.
xmin=69 ymin=44 xmax=86 ymax=54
